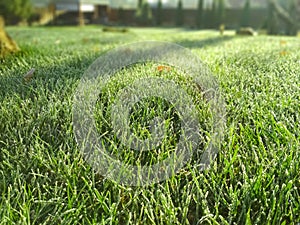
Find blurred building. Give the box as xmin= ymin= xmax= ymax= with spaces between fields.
xmin=31 ymin=0 xmax=110 ymax=25
xmin=30 ymin=0 xmax=270 ymax=27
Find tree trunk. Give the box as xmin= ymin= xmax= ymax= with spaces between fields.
xmin=78 ymin=2 xmax=85 ymax=26
xmin=0 ymin=16 xmax=19 ymax=57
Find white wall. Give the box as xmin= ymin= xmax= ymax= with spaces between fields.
xmin=56 ymin=3 xmax=95 ymax=12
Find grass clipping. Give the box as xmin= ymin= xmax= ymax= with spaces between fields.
xmin=0 ymin=16 xmax=19 ymax=58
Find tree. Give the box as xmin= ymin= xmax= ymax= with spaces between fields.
xmin=138 ymin=0 xmax=143 ymax=9
xmin=118 ymin=7 xmax=125 ymax=25
xmin=0 ymin=0 xmax=33 ymax=24
xmin=210 ymin=0 xmax=218 ymax=28
xmin=156 ymin=0 xmax=163 ymax=26
xmin=286 ymin=0 xmax=298 ymax=35
xmin=176 ymin=0 xmax=184 ymax=26
xmin=267 ymin=0 xmax=299 ymax=35
xmin=0 ymin=16 xmax=19 ymax=57
xmin=240 ymin=0 xmax=251 ymax=27
xmin=196 ymin=0 xmax=204 ymax=28
xmin=267 ymin=0 xmax=279 ymax=34
xmin=135 ymin=0 xmax=143 ymax=23
xmin=217 ymin=0 xmax=226 ymax=27
xmin=136 ymin=0 xmax=153 ymax=26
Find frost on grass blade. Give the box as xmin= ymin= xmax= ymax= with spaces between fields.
xmin=72 ymin=41 xmax=226 ymax=186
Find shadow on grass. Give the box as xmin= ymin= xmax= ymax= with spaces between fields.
xmin=0 ymin=52 xmax=97 ymax=98
xmin=176 ymin=35 xmax=235 ymax=49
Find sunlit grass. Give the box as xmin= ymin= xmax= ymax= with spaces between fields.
xmin=0 ymin=26 xmax=299 ymax=224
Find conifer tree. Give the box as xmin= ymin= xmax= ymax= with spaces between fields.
xmin=156 ymin=0 xmax=163 ymax=26
xmin=240 ymin=0 xmax=251 ymax=27
xmin=176 ymin=0 xmax=184 ymax=26
xmin=196 ymin=0 xmax=204 ymax=28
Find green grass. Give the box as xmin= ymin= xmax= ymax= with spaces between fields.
xmin=0 ymin=26 xmax=300 ymax=224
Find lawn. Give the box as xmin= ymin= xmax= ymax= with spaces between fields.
xmin=0 ymin=26 xmax=299 ymax=224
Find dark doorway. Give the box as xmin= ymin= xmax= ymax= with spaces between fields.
xmin=93 ymin=5 xmax=109 ymax=24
